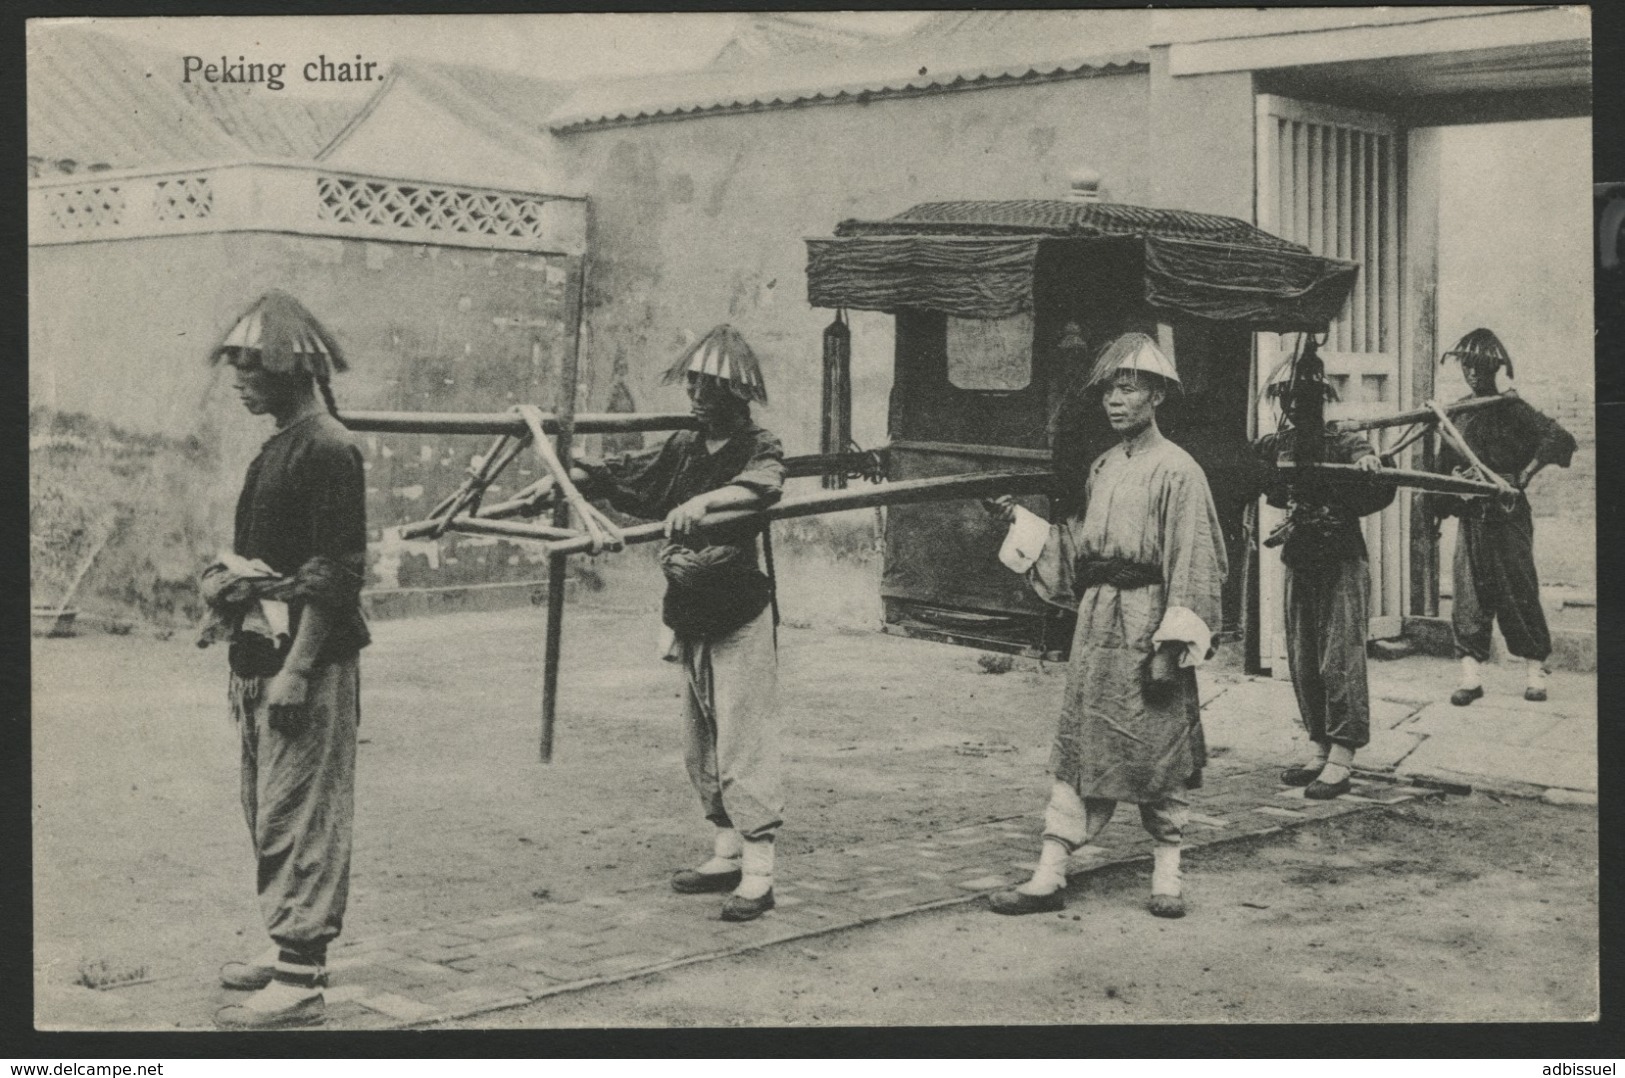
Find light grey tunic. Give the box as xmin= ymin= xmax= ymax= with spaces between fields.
xmin=1023 ymin=431 xmax=1227 ymax=802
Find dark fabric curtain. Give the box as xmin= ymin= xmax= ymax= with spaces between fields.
xmin=1142 ymin=237 xmax=1359 ymax=332
xmin=806 ymin=234 xmax=1357 ymax=331
xmin=806 ymin=236 xmax=1043 ymax=320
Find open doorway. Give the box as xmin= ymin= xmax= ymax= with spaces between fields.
xmin=1423 ymin=117 xmax=1593 ymax=642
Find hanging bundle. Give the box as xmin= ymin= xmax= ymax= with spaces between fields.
xmin=820 ymin=309 xmax=852 ymax=490
xmin=1286 ymin=334 xmax=1329 ymax=465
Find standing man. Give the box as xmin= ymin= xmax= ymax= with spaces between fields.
xmin=1433 ymin=329 xmax=1577 ymax=705
xmin=1254 ymin=355 xmax=1390 ymax=800
xmin=199 ymin=292 xmax=370 ymax=1029
xmin=986 ymin=333 xmax=1226 ymax=919
xmin=568 ymin=325 xmax=787 ymax=922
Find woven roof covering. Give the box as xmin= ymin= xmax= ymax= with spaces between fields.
xmin=808 ymin=200 xmax=1359 ymax=330
xmin=837 ymin=200 xmax=1307 ymax=252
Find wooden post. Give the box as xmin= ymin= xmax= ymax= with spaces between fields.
xmin=542 ymin=227 xmax=590 ymax=762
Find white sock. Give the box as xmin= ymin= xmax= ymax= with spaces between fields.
xmin=1459 ymin=656 xmax=1482 ymax=690
xmin=694 ymin=828 xmax=743 ymax=875
xmin=1526 ymin=660 xmax=1548 ymax=689
xmin=1319 ymin=743 xmax=1355 ymax=784
xmin=1151 ymin=845 xmax=1182 ymax=897
xmin=1299 ymin=741 xmax=1330 ymax=769
xmin=735 ymin=836 xmax=774 ymax=899
xmin=1017 ymin=839 xmax=1070 ymax=896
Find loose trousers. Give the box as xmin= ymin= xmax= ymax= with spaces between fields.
xmin=233 ymin=655 xmax=359 ymax=959
xmin=1042 ymin=779 xmax=1188 ymax=848
xmin=678 ymin=608 xmax=783 ymax=840
xmin=1284 ymin=557 xmax=1371 ymax=750
xmin=1453 ymin=497 xmax=1551 ymax=663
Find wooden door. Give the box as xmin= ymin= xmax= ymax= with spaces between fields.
xmin=1255 ymin=94 xmax=1407 ymax=674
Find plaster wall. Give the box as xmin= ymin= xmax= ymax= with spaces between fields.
xmin=550 ymin=70 xmax=1153 ymax=457
xmin=30 ymin=232 xmax=575 ymax=620
xmin=1147 ymin=51 xmax=1256 ymax=220
xmin=1434 ymin=116 xmax=1594 ymax=591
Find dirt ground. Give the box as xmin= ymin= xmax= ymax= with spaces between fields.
xmin=31 ymin=550 xmax=1599 ymax=1026
xmin=446 ymin=795 xmax=1598 ymax=1027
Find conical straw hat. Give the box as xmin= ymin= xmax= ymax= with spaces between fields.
xmin=661 ymin=324 xmax=768 ymax=404
xmin=1086 ymin=332 xmax=1180 ymax=390
xmin=1442 ymin=327 xmax=1513 ymax=376
xmin=210 ymin=290 xmax=347 ymax=378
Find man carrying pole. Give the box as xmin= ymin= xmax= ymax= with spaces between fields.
xmin=544 ymin=325 xmax=788 ymax=922
xmin=1253 ymin=346 xmax=1390 ymax=800
xmin=984 ymin=333 xmax=1226 ymax=919
xmin=197 ymin=292 xmax=370 ymax=1029
xmin=1432 ymin=329 xmax=1577 ymax=705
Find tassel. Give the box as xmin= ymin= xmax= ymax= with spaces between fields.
xmin=821 ymin=310 xmax=852 ymax=491
xmin=1288 ymin=335 xmax=1328 ymax=465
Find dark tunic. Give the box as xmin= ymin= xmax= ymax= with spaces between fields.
xmin=233 ymin=412 xmax=371 ymax=662
xmin=1254 ymin=428 xmax=1386 ymax=566
xmin=1434 ymin=394 xmax=1576 ymax=662
xmin=587 ymin=423 xmax=787 ymax=638
xmin=1437 ymin=394 xmax=1577 ymax=482
xmin=1254 ymin=427 xmax=1383 ymax=749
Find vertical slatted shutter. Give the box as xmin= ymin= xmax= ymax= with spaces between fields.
xmin=1256 ymin=94 xmax=1407 ymax=674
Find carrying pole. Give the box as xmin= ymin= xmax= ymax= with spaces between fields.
xmin=542 ymin=211 xmax=591 ymax=762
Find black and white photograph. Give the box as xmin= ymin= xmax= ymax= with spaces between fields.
xmin=25 ymin=7 xmax=1601 ymax=1035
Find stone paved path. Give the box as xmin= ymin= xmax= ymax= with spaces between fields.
xmin=110 ymin=760 xmax=1445 ymax=1030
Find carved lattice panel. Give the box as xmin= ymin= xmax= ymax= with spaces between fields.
xmin=42 ymin=185 xmax=126 ymax=230
xmin=152 ymin=176 xmax=214 ymax=221
xmin=315 ymin=176 xmax=555 ymax=242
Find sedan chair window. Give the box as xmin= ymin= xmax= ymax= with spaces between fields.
xmin=946 ymin=312 xmax=1034 ymax=391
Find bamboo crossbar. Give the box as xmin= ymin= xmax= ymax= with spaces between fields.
xmin=400 ymin=469 xmax=1054 ymax=547
xmin=543 ymin=470 xmax=1055 ymax=556
xmin=1328 ymin=391 xmax=1515 ymax=434
xmin=1275 ymin=461 xmax=1502 ymax=498
xmin=338 ymin=410 xmax=699 ymax=436
xmin=431 ymin=517 xmax=581 ymax=541
xmin=1424 ymin=402 xmax=1517 ymax=496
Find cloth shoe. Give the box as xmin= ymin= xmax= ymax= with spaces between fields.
xmin=733 ymin=835 xmax=775 ymax=901
xmin=213 ymin=980 xmax=325 ymax=1030
xmin=1148 ymin=846 xmax=1185 ymax=918
xmin=672 ymin=829 xmax=745 ymax=894
xmin=1525 ymin=661 xmax=1549 ymax=702
xmin=720 ymin=888 xmax=775 ymax=922
xmin=1281 ymin=741 xmax=1329 ymax=787
xmin=988 ymin=887 xmax=1065 ymax=915
xmin=1280 ymin=765 xmax=1324 ymax=787
xmin=671 ymin=866 xmax=742 ymax=894
xmin=1305 ymin=774 xmax=1352 ymax=800
xmin=219 ymin=945 xmax=284 ymax=991
xmin=1453 ymin=657 xmax=1484 ymax=706
xmin=1016 ymin=839 xmax=1070 ymax=896
xmin=1306 ymin=746 xmax=1354 ymax=799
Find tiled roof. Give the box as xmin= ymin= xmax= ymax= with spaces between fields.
xmin=27 ymin=25 xmax=357 ymax=169
xmin=545 ymin=44 xmax=1148 ymax=132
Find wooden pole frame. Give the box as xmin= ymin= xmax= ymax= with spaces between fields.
xmin=541 ymin=214 xmax=592 ymax=762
